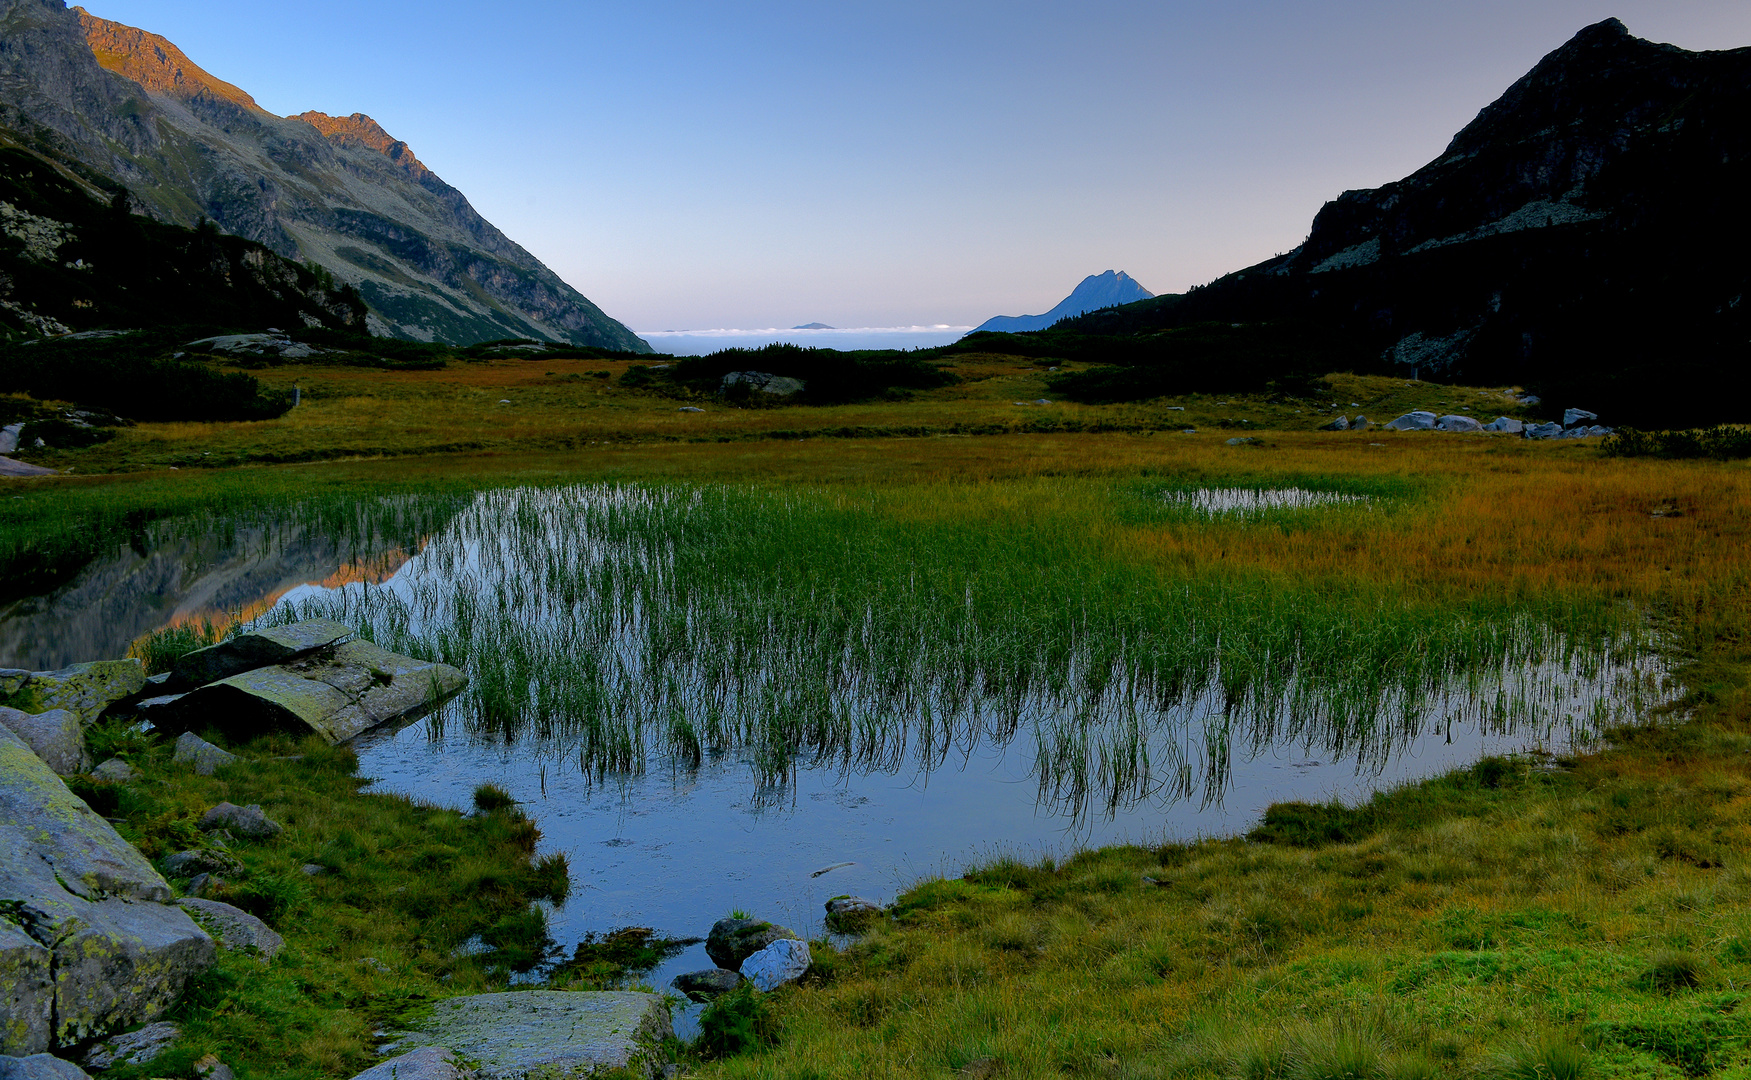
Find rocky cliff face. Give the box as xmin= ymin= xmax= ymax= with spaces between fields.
xmin=1063 ymin=19 xmax=1751 ymax=425
xmin=0 ymin=0 xmax=646 ymax=349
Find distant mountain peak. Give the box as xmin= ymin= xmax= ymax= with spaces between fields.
xmin=972 ymin=271 xmax=1154 ymax=335
xmin=74 ymin=7 xmax=263 ymax=113
xmin=792 ymin=322 xmax=834 ymax=330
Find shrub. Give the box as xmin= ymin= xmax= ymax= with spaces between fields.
xmin=696 ymin=982 xmax=775 ymax=1058
xmin=473 ymin=783 xmax=516 ymax=812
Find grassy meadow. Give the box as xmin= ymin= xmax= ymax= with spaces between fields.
xmin=5 ymin=353 xmax=1751 ymax=1077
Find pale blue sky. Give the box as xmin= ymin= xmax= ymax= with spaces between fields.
xmin=78 ymin=1 xmax=1751 ymax=330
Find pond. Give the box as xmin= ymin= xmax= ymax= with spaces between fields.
xmin=0 ymin=482 xmax=1673 ymax=1018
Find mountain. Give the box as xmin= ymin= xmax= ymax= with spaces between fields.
xmin=0 ymin=0 xmax=648 ymax=350
xmin=793 ymin=322 xmax=834 ymax=330
xmin=1057 ymin=19 xmax=1751 ymax=425
xmin=973 ymin=271 xmax=1154 ymax=334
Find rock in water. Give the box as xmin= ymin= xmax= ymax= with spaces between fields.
xmin=671 ymin=968 xmax=742 ymax=1002
xmin=0 ymin=660 xmax=145 ymax=727
xmin=164 ymin=639 xmax=466 ymax=745
xmin=0 ymin=707 xmax=89 ymax=775
xmin=177 ymin=899 xmax=284 ymax=960
xmin=0 ymin=726 xmax=213 ymax=1052
xmin=740 ymin=938 xmax=811 ymax=991
xmin=172 ymin=732 xmax=237 ymax=776
xmin=1384 ymin=411 xmax=1437 ymax=431
xmin=386 ymin=991 xmax=671 ymax=1079
xmin=1435 ymin=414 xmax=1484 ymax=432
xmin=199 ymin=802 xmax=282 ymax=839
xmin=705 ymin=918 xmax=801 ymax=971
xmin=82 ymin=1022 xmax=179 ymax=1069
xmin=0 ymin=1055 xmax=93 ymax=1079
xmin=347 ymin=1048 xmax=472 ymax=1080
xmin=171 ymin=618 xmax=354 ymax=687
xmin=824 ymin=896 xmax=883 ymax=932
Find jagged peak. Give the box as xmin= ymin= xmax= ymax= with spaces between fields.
xmin=293 ymin=110 xmax=430 ymax=179
xmin=74 ymin=7 xmax=264 ymax=113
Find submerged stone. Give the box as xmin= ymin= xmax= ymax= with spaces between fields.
xmin=0 ymin=660 xmax=144 ymax=727
xmin=171 ymin=618 xmax=354 ymax=687
xmin=388 ymin=990 xmax=672 ymax=1079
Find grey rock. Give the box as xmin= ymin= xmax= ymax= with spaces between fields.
xmin=1318 ymin=415 xmax=1349 ymax=431
xmin=348 ymin=1047 xmax=474 ymax=1080
xmin=83 ymin=1021 xmax=179 ymax=1069
xmin=0 ymin=458 xmax=58 ymax=478
xmin=184 ymin=873 xmax=222 ymax=898
xmin=1224 ymin=437 xmax=1256 ymax=446
xmin=1351 ymin=416 xmax=1371 ymax=430
xmin=0 ymin=423 xmax=21 ymax=454
xmin=173 ymin=732 xmax=238 ymax=776
xmin=1563 ymin=407 xmax=1600 ymax=427
xmin=300 ymin=863 xmax=327 ymax=876
xmin=1517 ymin=394 xmax=1542 ymax=406
xmin=0 ymin=1055 xmax=91 ymax=1080
xmin=0 ymin=919 xmax=54 ymax=1055
xmin=177 ymin=899 xmax=284 ymax=960
xmin=1435 ymin=414 xmax=1483 ymax=433
xmin=670 ymin=968 xmax=742 ymax=1002
xmin=705 ymin=918 xmax=801 ymax=971
xmin=163 ymin=639 xmax=466 ymax=746
xmin=0 ymin=708 xmax=87 ymax=775
xmin=386 ymin=991 xmax=671 ymax=1080
xmin=172 ymin=618 xmax=354 ymax=687
xmin=1560 ymin=424 xmax=1614 ymax=439
xmin=1524 ymin=422 xmax=1565 ymax=440
xmin=676 ymin=407 xmax=704 ymax=413
xmin=89 ymin=758 xmax=133 ymax=783
xmin=162 ymin=849 xmax=243 ymax=879
xmin=740 ymin=938 xmax=811 ymax=992
xmin=1481 ymin=416 xmax=1525 ymax=433
xmin=0 ymin=660 xmax=145 ymax=728
xmin=1384 ymin=411 xmax=1437 ymax=431
xmin=199 ymin=802 xmax=282 ymax=839
xmin=193 ymin=1055 xmax=236 ymax=1080
xmin=721 ymin=371 xmax=805 ymax=396
xmin=824 ymin=896 xmax=883 ymax=932
xmin=0 ymin=671 xmax=28 ymax=697
xmin=135 ymin=694 xmax=188 ymax=723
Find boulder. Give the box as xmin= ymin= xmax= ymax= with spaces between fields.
xmin=1563 ymin=408 xmax=1600 ymax=427
xmin=1561 ymin=424 xmax=1614 ymax=439
xmin=1384 ymin=411 xmax=1437 ymax=431
xmin=0 ymin=919 xmax=53 ymax=1055
xmin=0 ymin=661 xmax=145 ymax=728
xmin=0 ymin=1055 xmax=91 ymax=1080
xmin=386 ymin=991 xmax=671 ymax=1080
xmin=134 ymin=694 xmax=187 ymax=724
xmin=824 ymin=896 xmax=883 ymax=932
xmin=0 ymin=708 xmax=87 ymax=775
xmin=0 ymin=458 xmax=58 ymax=478
xmin=722 ymin=371 xmax=805 ymax=396
xmin=0 ymin=670 xmax=28 ymax=697
xmin=171 ymin=618 xmax=354 ymax=687
xmin=740 ymin=938 xmax=811 ymax=992
xmin=177 ymin=899 xmax=284 ymax=960
xmin=1223 ymin=437 xmax=1255 ymax=446
xmin=671 ymin=968 xmax=742 ymax=1002
xmin=1318 ymin=416 xmax=1349 ymax=431
xmin=172 ymin=733 xmax=237 ymax=776
xmin=82 ymin=1021 xmax=179 ymax=1070
xmin=89 ymin=758 xmax=133 ymax=783
xmin=348 ymin=1047 xmax=474 ymax=1080
xmin=1435 ymin=414 xmax=1483 ymax=432
xmin=0 ymin=726 xmax=214 ymax=1051
xmin=1524 ymin=422 xmax=1565 ymax=440
xmin=163 ymin=639 xmax=466 ymax=746
xmin=0 ymin=422 xmax=21 ymax=454
xmin=1481 ymin=416 xmax=1525 ymax=434
xmin=161 ymin=849 xmax=243 ymax=879
xmin=705 ymin=918 xmax=801 ymax=971
xmin=199 ymin=802 xmax=282 ymax=839
xmin=1351 ymin=416 xmax=1371 ymax=430
xmin=193 ymin=1055 xmax=235 ymax=1080
xmin=1517 ymin=394 xmax=1542 ymax=406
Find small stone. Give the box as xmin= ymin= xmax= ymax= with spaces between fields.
xmin=677 ymin=406 xmax=705 ymax=413
xmin=200 ymin=801 xmax=282 ymax=838
xmin=0 ymin=706 xmax=88 ymax=774
xmin=83 ymin=1021 xmax=180 ymax=1070
xmin=173 ymin=732 xmax=238 ymax=776
xmin=824 ymin=896 xmax=882 ymax=932
xmin=705 ymin=918 xmax=801 ymax=971
xmin=90 ymin=757 xmax=134 ymax=782
xmin=1224 ymin=437 xmax=1255 ymax=446
xmin=300 ymin=863 xmax=327 ymax=876
xmin=346 ymin=1047 xmax=470 ymax=1080
xmin=740 ymin=937 xmax=811 ymax=991
xmin=162 ymin=848 xmax=244 ymax=878
xmin=671 ymin=968 xmax=743 ymax=1002
xmin=178 ymin=898 xmax=285 ymax=960
xmin=0 ymin=1055 xmax=92 ymax=1080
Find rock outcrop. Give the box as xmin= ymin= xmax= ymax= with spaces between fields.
xmin=0 ymin=660 xmax=144 ymax=727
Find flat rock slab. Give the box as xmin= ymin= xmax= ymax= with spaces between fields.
xmin=391 ymin=991 xmax=671 ymax=1079
xmin=177 ymin=899 xmax=284 ymax=960
xmin=0 ymin=457 xmax=58 ymax=478
xmin=165 ymin=639 xmax=465 ymax=745
xmin=1 ymin=660 xmax=144 ymax=728
xmin=0 ymin=707 xmax=87 ymax=775
xmin=0 ymin=1055 xmax=92 ymax=1079
xmin=348 ymin=1048 xmax=473 ymax=1080
xmin=172 ymin=618 xmax=354 ymax=687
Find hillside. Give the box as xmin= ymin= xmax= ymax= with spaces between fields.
xmin=0 ymin=0 xmax=647 ymax=350
xmin=972 ymin=270 xmax=1154 ymax=334
xmin=1058 ymin=19 xmax=1751 ymax=426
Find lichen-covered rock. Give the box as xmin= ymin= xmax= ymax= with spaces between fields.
xmin=199 ymin=802 xmax=282 ymax=839
xmin=387 ymin=991 xmax=671 ymax=1079
xmin=82 ymin=1021 xmax=179 ymax=1069
xmin=171 ymin=618 xmax=354 ymax=687
xmin=348 ymin=1047 xmax=474 ymax=1080
xmin=671 ymin=968 xmax=742 ymax=1002
xmin=740 ymin=938 xmax=811 ymax=992
xmin=172 ymin=732 xmax=237 ymax=776
xmin=0 ymin=918 xmax=53 ymax=1055
xmin=177 ymin=899 xmax=283 ymax=960
xmin=0 ymin=660 xmax=144 ymax=727
xmin=705 ymin=918 xmax=800 ymax=971
xmin=164 ymin=639 xmax=466 ymax=745
xmin=161 ymin=849 xmax=243 ymax=879
xmin=0 ymin=726 xmax=214 ymax=1050
xmin=0 ymin=1054 xmax=92 ymax=1080
xmin=0 ymin=707 xmax=88 ymax=775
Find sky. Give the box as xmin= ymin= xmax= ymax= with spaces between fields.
xmin=76 ymin=1 xmax=1751 ymax=331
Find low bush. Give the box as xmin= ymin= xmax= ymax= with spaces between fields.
xmin=0 ymin=331 xmax=292 ymax=421
xmin=1603 ymin=425 xmax=1751 ymax=460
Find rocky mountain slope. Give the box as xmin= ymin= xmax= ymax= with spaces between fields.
xmin=1060 ymin=19 xmax=1751 ymax=425
xmin=973 ymin=270 xmax=1154 ymax=334
xmin=0 ymin=0 xmax=646 ymax=350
